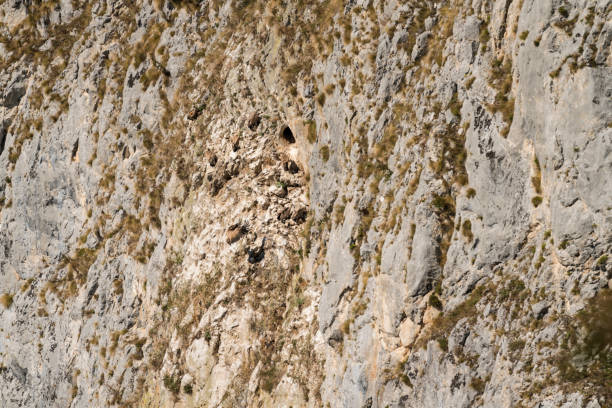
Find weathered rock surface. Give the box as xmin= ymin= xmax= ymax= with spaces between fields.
xmin=0 ymin=0 xmax=610 ymax=407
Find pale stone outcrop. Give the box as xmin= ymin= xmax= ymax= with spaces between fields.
xmin=0 ymin=0 xmax=610 ymax=407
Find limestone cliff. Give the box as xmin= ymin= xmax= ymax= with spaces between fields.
xmin=0 ymin=0 xmax=610 ymax=407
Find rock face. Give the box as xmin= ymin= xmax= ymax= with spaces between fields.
xmin=0 ymin=1 xmax=610 ymax=407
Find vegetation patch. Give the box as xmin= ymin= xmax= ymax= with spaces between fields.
xmin=429 ymin=294 xmax=443 ymax=310
xmin=163 ymin=374 xmax=181 ymax=394
xmin=461 ymin=219 xmax=473 ymax=242
xmin=320 ymin=145 xmax=330 ymax=162
xmin=487 ymin=57 xmax=514 ymax=137
xmin=498 ymin=278 xmax=526 ymax=302
xmin=532 ymin=157 xmax=542 ymax=194
xmin=532 ymin=196 xmax=543 ymax=207
xmin=416 ymin=284 xmax=490 ymax=349
xmin=0 ymin=293 xmax=14 ymax=309
xmin=305 ymin=120 xmax=317 ymax=143
xmin=553 ymin=289 xmax=612 ymax=401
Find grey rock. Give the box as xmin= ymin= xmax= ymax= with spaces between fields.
xmin=411 ymin=32 xmax=432 ymax=62
xmin=1 ymin=0 xmax=610 ymax=407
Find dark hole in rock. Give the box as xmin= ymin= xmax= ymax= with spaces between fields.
xmin=284 ymin=160 xmax=299 ymax=174
xmin=71 ymin=139 xmax=79 ymax=161
xmin=292 ymin=208 xmax=307 ymax=224
xmin=0 ymin=125 xmax=6 ymax=156
xmin=209 ymin=154 xmax=217 ymax=167
xmin=278 ymin=207 xmax=291 ymax=221
xmin=247 ymin=238 xmax=266 ymax=264
xmin=122 ymin=145 xmax=130 ymax=159
xmin=281 ymin=126 xmax=295 ymax=143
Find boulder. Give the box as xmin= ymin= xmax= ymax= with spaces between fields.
xmin=247 ymin=113 xmax=261 ymax=130
xmin=226 ymin=224 xmax=246 ymax=244
xmin=399 ymin=318 xmax=420 ymax=347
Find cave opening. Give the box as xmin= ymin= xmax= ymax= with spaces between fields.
xmin=281 ymin=126 xmax=295 ymax=144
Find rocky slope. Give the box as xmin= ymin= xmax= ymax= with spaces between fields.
xmin=0 ymin=0 xmax=610 ymax=407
